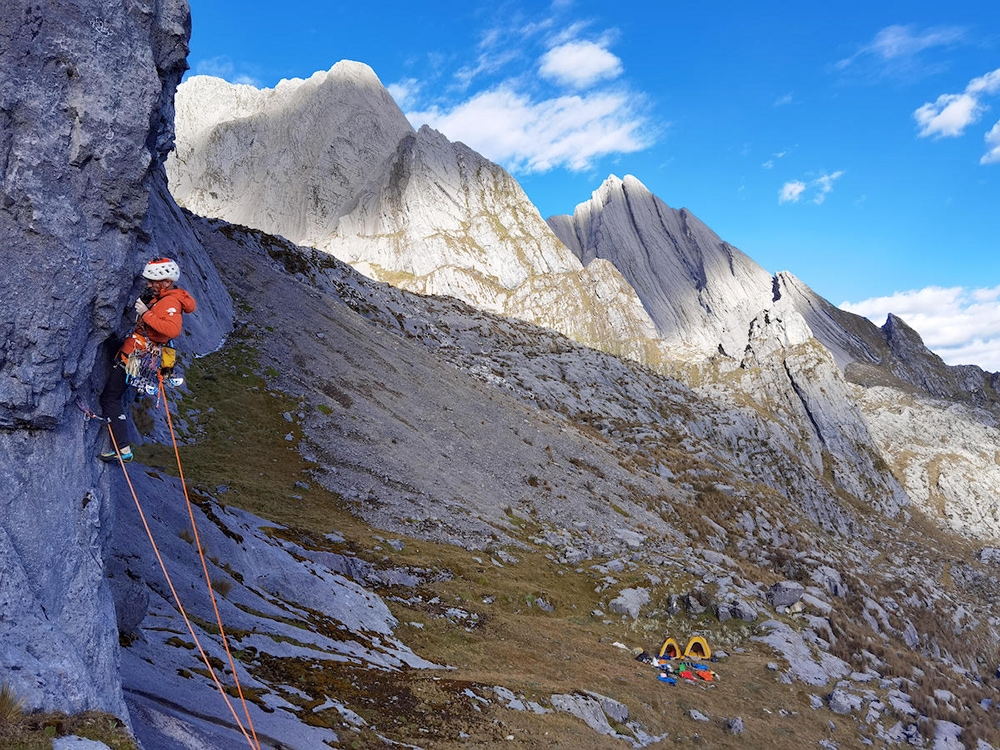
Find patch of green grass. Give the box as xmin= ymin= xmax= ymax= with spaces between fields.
xmin=0 ymin=706 xmax=136 ymax=750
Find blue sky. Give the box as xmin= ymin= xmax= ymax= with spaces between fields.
xmin=186 ymin=0 xmax=1000 ymax=369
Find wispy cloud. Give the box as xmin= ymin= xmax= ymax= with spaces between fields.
xmin=774 ymin=92 xmax=793 ymax=107
xmin=409 ymin=86 xmax=651 ymax=173
xmin=779 ymin=180 xmax=806 ymax=203
xmin=386 ymin=78 xmax=422 ymax=109
xmin=393 ymin=10 xmax=652 ymax=175
xmin=763 ymin=149 xmax=791 ymax=169
xmin=778 ymin=171 xmax=843 ymax=204
xmin=983 ymin=121 xmax=1000 ymax=165
xmin=539 ymin=39 xmax=623 ymax=88
xmin=841 ymin=286 xmax=1000 ymax=370
xmin=913 ymin=68 xmax=1000 ymax=139
xmin=836 ymin=24 xmax=965 ymax=75
xmin=191 ymin=56 xmax=260 ymax=86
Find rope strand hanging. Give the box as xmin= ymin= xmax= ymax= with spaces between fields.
xmin=158 ymin=375 xmax=262 ymax=749
xmin=106 ymin=392 xmax=261 ymax=750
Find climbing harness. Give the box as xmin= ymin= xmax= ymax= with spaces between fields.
xmin=122 ymin=336 xmax=165 ymax=397
xmin=103 ymin=375 xmax=261 ymax=750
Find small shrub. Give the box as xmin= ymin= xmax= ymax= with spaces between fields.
xmin=0 ymin=682 xmax=25 ymax=730
xmin=211 ymin=578 xmax=233 ymax=598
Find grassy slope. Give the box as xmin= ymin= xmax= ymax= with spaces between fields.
xmin=131 ymin=332 xmax=939 ymax=750
xmin=123 ymin=222 xmax=999 ymax=748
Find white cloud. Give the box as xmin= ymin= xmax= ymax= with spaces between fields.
xmin=914 ymin=93 xmax=981 ymax=138
xmin=778 ymin=171 xmax=843 ymax=204
xmin=982 ymin=121 xmax=1000 ymax=165
xmin=779 ymin=181 xmax=806 ymax=203
xmin=836 ymin=24 xmax=965 ymax=71
xmin=387 ymin=78 xmax=422 ymax=109
xmin=407 ymin=86 xmax=651 ymax=173
xmin=813 ymin=170 xmax=844 ymax=204
xmin=913 ymin=67 xmax=1000 ymax=150
xmin=454 ymin=49 xmax=522 ymax=91
xmin=539 ymin=40 xmax=623 ymax=88
xmin=191 ymin=56 xmax=260 ymax=87
xmin=841 ymin=286 xmax=1000 ymax=370
xmin=967 ymin=68 xmax=1000 ymax=96
xmin=774 ymin=93 xmax=793 ymax=107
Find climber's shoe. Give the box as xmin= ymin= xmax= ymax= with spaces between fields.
xmin=100 ymin=446 xmax=133 ymax=463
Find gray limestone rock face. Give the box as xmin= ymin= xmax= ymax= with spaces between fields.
xmin=0 ymin=0 xmax=187 ymax=718
xmin=0 ymin=0 xmax=189 ymax=428
xmin=0 ymin=0 xmax=231 ymax=720
xmin=547 ymin=174 xmax=776 ymax=359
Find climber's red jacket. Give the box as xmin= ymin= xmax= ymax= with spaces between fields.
xmin=139 ymin=286 xmax=197 ymax=342
xmin=120 ymin=286 xmax=197 ymax=357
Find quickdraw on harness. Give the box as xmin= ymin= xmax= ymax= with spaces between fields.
xmin=121 ymin=333 xmax=177 ymax=397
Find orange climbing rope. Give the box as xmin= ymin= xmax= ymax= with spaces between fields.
xmin=157 ymin=375 xmax=262 ymax=749
xmin=106 ymin=394 xmax=261 ymax=750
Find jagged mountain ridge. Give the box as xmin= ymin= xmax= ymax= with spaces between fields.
xmin=168 ymin=68 xmax=666 ymax=362
xmin=166 ymin=69 xmax=916 ymax=531
xmin=548 ymin=174 xmax=776 ymax=360
xmin=169 ymin=65 xmax=1000 ymax=543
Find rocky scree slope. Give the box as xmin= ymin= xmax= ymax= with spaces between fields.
xmin=153 ymin=216 xmax=1000 ymax=748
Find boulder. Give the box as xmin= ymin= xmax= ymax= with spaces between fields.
xmin=828 ymin=688 xmax=863 ymax=715
xmin=767 ymin=581 xmax=805 ymax=608
xmin=609 ymin=587 xmax=650 ymax=619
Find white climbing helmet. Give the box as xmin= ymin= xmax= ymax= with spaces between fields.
xmin=142 ymin=257 xmax=180 ymax=282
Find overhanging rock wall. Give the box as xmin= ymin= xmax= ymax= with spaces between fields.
xmin=0 ymin=0 xmax=231 ymax=717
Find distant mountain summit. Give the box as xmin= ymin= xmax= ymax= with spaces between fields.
xmin=548 ymin=174 xmax=775 ymax=359
xmin=169 ymin=65 xmax=662 ymax=358
xmin=169 ymin=61 xmax=413 ymax=242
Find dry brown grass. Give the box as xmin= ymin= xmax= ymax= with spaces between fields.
xmin=129 ymin=320 xmax=1000 ymax=749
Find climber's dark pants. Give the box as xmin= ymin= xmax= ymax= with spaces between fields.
xmin=100 ymin=362 xmax=131 ymax=448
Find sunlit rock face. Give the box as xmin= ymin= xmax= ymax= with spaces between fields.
xmin=169 ymin=61 xmax=414 ymax=243
xmin=170 ymin=70 xmax=662 ymax=357
xmin=548 ymin=174 xmax=776 ymax=360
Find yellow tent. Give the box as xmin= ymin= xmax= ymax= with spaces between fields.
xmin=658 ymin=637 xmax=682 ymax=660
xmin=683 ymin=636 xmax=711 ymax=660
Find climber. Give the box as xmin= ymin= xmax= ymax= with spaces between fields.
xmin=99 ymin=257 xmax=196 ymax=462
